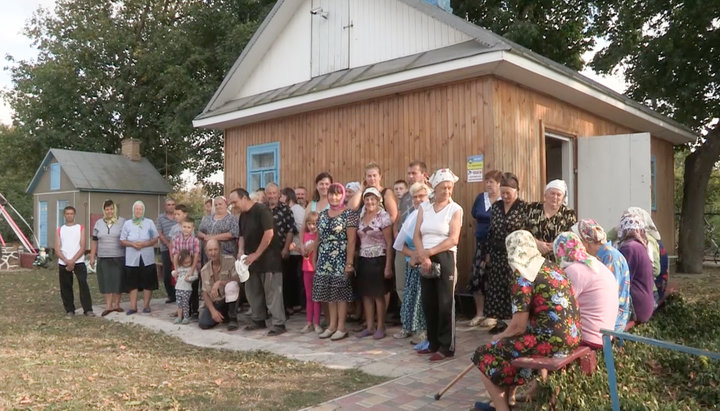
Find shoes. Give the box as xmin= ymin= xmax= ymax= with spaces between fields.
xmin=65 ymin=312 xmax=75 ymax=319
xmin=191 ymin=312 xmax=199 ymax=321
xmin=469 ymin=316 xmax=487 ymax=327
xmin=114 ymin=307 xmax=124 ymax=313
xmin=182 ymin=318 xmax=190 ymax=325
xmin=318 ymin=329 xmax=335 ymax=339
xmin=473 ymin=401 xmax=496 ymax=411
xmin=429 ymin=352 xmax=453 ymax=362
xmin=169 ymin=312 xmax=179 ymax=318
xmin=330 ymin=330 xmax=348 ymax=341
xmin=488 ymin=322 xmax=508 ymax=335
xmin=356 ymin=329 xmax=373 ymax=338
xmin=314 ymin=324 xmax=323 ymax=334
xmin=142 ymin=307 xmax=151 ymax=314
xmin=417 ymin=348 xmax=435 ymax=355
xmin=268 ymin=325 xmax=287 ymax=336
xmin=174 ymin=317 xmax=183 ymax=324
xmin=393 ymin=329 xmax=412 ymax=339
xmin=227 ymin=320 xmax=239 ymax=331
xmin=84 ymin=311 xmax=96 ymax=317
xmin=479 ymin=318 xmax=497 ymax=328
xmin=244 ymin=321 xmax=267 ymax=331
xmin=101 ymin=310 xmax=112 ymax=317
xmin=300 ymin=324 xmax=314 ymax=334
xmin=410 ymin=331 xmax=427 ymax=345
xmin=373 ymin=329 xmax=386 ymax=340
xmin=165 ymin=299 xmax=176 ymax=304
xmin=126 ymin=309 xmax=137 ymax=315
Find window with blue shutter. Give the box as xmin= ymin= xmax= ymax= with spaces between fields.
xmin=247 ymin=142 xmax=279 ymax=192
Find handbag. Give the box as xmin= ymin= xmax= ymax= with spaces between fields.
xmin=420 ymin=261 xmax=442 ymax=279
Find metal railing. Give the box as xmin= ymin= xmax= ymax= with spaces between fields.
xmin=600 ymin=328 xmax=720 ymax=411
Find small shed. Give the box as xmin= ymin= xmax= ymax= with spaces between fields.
xmin=194 ymin=0 xmax=695 ymax=282
xmin=26 ymin=140 xmax=172 ymax=250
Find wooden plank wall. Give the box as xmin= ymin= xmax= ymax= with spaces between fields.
xmin=225 ymin=76 xmax=678 ymax=284
xmin=651 ymin=138 xmax=676 ymax=252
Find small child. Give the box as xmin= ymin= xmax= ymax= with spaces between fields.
xmin=173 ymin=249 xmax=198 ymax=324
xmin=300 ymin=212 xmax=322 ymax=334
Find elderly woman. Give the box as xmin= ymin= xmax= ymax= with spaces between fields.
xmin=89 ymin=199 xmax=126 ymax=316
xmin=120 ymin=201 xmax=159 ymax=315
xmin=573 ymin=219 xmax=631 ymax=331
xmin=554 ymin=232 xmax=618 ymax=349
xmin=413 ymin=168 xmax=463 ymax=362
xmin=313 ymin=183 xmax=358 ymax=341
xmin=617 ymin=213 xmax=655 ymax=323
xmin=525 ymin=179 xmax=577 ymax=256
xmin=468 ymin=169 xmax=502 ymax=327
xmin=483 ymin=172 xmax=527 ymax=334
xmin=624 ymin=207 xmax=668 ymax=302
xmin=392 ymin=182 xmax=429 ymax=341
xmin=472 ymin=230 xmax=581 ymax=411
xmin=355 ymin=187 xmax=394 ymax=339
xmin=197 ymin=196 xmax=240 ymax=258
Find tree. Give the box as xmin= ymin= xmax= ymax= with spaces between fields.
xmin=4 ymin=0 xmax=274 ymax=188
xmin=591 ymin=1 xmax=720 ymax=273
xmin=451 ymin=0 xmax=600 ymax=70
xmin=0 ymin=125 xmax=35 ymax=242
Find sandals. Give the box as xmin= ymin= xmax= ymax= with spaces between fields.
xmin=478 ymin=318 xmax=497 ymax=327
xmin=330 ymin=330 xmax=348 ymax=341
xmin=469 ymin=316 xmax=487 ymax=327
xmin=356 ymin=329 xmax=373 ymax=338
xmin=318 ymin=329 xmax=335 ymax=339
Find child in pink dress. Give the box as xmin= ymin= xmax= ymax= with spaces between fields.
xmin=300 ymin=212 xmax=322 ymax=334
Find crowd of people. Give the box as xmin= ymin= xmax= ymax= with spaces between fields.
xmin=54 ymin=160 xmax=670 ymax=410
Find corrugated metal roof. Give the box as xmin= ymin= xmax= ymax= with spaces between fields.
xmin=26 ymin=149 xmax=172 ymax=195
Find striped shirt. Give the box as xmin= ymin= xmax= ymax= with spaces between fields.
xmin=156 ymin=214 xmax=177 ymax=252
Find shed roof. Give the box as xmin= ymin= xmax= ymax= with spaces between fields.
xmin=26 ymin=149 xmax=173 ymax=195
xmin=194 ymin=0 xmax=696 ymax=145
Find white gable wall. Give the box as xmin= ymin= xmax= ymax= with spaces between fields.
xmin=236 ymin=0 xmax=471 ymax=100
xmin=237 ymin=0 xmax=313 ymax=99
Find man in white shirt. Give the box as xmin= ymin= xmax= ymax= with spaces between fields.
xmin=55 ymin=206 xmax=94 ymax=317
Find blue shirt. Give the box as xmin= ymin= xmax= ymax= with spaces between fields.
xmin=471 ymin=192 xmax=493 ymax=241
xmin=120 ymin=218 xmax=158 ymax=267
xmin=596 ymin=242 xmax=632 ymax=331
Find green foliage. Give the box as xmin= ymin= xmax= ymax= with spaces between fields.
xmin=171 ymin=185 xmax=209 ymax=223
xmin=535 ymin=295 xmax=720 ymax=410
xmin=4 ymin=0 xmax=275 ymax=188
xmin=451 ymin=0 xmax=600 ymax=70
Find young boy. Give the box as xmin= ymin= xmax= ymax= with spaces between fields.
xmin=393 ymin=179 xmax=409 ymax=201
xmin=55 ymin=206 xmax=94 ymax=317
xmin=171 ymin=216 xmax=201 ymax=319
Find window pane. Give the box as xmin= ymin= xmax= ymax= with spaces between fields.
xmin=250 ymin=173 xmax=261 ymax=192
xmin=251 ymin=152 xmax=275 ymax=170
xmin=50 ymin=163 xmax=61 ymax=190
xmin=263 ymin=171 xmax=276 ymax=186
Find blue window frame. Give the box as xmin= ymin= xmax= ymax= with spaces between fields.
xmin=38 ymin=201 xmax=48 ymax=248
xmin=50 ymin=163 xmax=61 ymax=190
xmin=57 ymin=200 xmax=69 ymax=227
xmin=651 ymin=155 xmax=657 ymax=211
xmin=247 ymin=142 xmax=279 ymax=192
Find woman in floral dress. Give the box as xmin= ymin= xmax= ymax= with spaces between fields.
xmin=483 ymin=172 xmax=527 ymax=334
xmin=472 ymin=230 xmax=581 ymax=411
xmin=525 ymin=179 xmax=577 ymax=256
xmin=313 ymin=183 xmax=358 ymax=341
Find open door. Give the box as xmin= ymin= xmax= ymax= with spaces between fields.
xmin=577 ymin=133 xmax=651 ymax=232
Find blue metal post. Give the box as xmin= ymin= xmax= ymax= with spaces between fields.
xmin=602 ymin=334 xmax=620 ymax=411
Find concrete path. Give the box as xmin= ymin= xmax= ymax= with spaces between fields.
xmin=98 ymin=298 xmax=493 ymax=410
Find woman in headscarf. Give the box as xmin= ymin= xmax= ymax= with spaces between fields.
xmin=392 ymin=182 xmax=429 ymax=342
xmin=554 ymin=232 xmax=618 ymax=349
xmin=89 ymin=199 xmax=126 ymax=316
xmin=573 ymin=219 xmax=631 ymax=331
xmin=616 ymin=214 xmax=655 ymax=323
xmin=483 ymin=172 xmax=526 ymax=334
xmin=471 ymin=230 xmax=581 ymax=411
xmin=468 ymin=170 xmax=502 ymax=327
xmin=624 ymin=207 xmax=668 ymax=302
xmin=525 ymin=179 xmax=577 ymax=256
xmin=413 ymin=168 xmax=463 ymax=362
xmin=120 ymin=201 xmax=159 ymax=315
xmin=313 ymin=183 xmax=358 ymax=341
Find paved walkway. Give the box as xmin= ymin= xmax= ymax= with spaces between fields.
xmin=99 ymin=298 xmax=493 ymax=410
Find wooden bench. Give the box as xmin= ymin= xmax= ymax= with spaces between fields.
xmin=510 ymin=346 xmax=597 ymax=378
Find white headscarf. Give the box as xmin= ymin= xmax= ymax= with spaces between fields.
xmin=506 ymin=230 xmax=546 ymax=282
xmin=545 ymin=179 xmax=568 ymax=206
xmin=625 ymin=207 xmax=660 ymax=240
xmin=429 ymin=168 xmax=459 ymax=188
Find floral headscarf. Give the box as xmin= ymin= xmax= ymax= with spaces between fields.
xmin=131 ymin=200 xmax=146 ymax=226
xmin=506 ymin=230 xmax=546 ymax=282
xmin=553 ymin=231 xmax=601 ymax=274
xmin=624 ymin=207 xmax=660 ymax=241
xmin=429 ymin=168 xmax=459 ymax=188
xmin=574 ymin=219 xmax=607 ymax=244
xmin=617 ymin=213 xmax=647 ymax=246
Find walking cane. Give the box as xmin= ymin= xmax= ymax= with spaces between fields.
xmin=434 ymin=363 xmax=475 ymax=400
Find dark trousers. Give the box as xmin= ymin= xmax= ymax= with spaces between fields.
xmin=420 ymin=251 xmax=456 ymax=355
xmin=59 ymin=263 xmax=93 ymax=314
xmin=282 ymin=255 xmax=302 ymax=309
xmin=161 ymin=250 xmax=175 ymax=301
xmin=190 ymin=278 xmax=200 ymax=316
xmin=199 ymin=300 xmax=237 ymax=329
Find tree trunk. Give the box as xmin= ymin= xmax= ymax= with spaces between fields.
xmin=678 ymin=125 xmax=720 ymax=273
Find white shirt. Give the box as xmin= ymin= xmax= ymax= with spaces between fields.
xmin=419 ymin=201 xmax=462 ymax=252
xmin=58 ymin=224 xmax=85 ymax=265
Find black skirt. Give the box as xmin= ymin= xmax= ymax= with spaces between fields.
xmin=124 ymin=256 xmax=158 ymax=292
xmin=356 ymin=256 xmax=387 ymax=297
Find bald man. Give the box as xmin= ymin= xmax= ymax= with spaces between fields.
xmin=198 ymin=239 xmax=241 ymax=331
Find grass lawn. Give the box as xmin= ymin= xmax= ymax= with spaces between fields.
xmin=0 ymin=267 xmax=386 ymax=410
